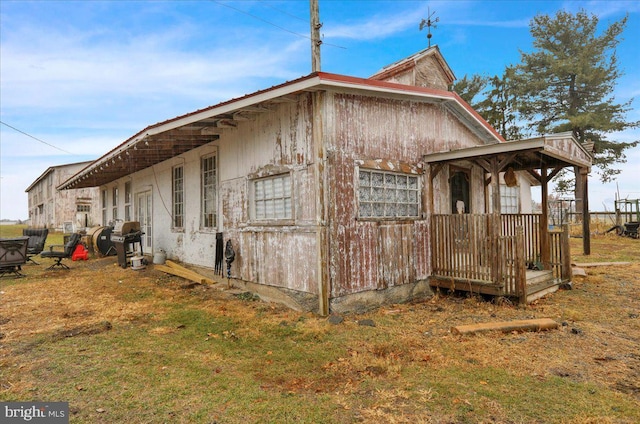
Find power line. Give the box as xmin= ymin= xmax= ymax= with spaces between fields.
xmin=210 ymin=0 xmax=345 ymax=49
xmin=0 ymin=120 xmax=74 ymax=155
xmin=257 ymin=0 xmax=308 ymax=23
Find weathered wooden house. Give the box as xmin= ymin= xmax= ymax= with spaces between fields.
xmin=59 ymin=47 xmax=592 ymax=314
xmin=26 ymin=161 xmax=101 ymax=232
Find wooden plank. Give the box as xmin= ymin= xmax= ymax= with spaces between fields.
xmin=159 ymin=261 xmax=214 ymax=284
xmin=572 ymin=262 xmax=631 ymax=267
xmin=451 ymin=318 xmax=559 ymax=335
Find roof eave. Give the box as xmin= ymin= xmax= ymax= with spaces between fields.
xmin=61 ymin=72 xmax=503 ymax=189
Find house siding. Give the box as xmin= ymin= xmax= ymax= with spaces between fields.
xmin=324 ymin=93 xmax=487 ymax=298
xmin=26 ymin=163 xmax=100 ymax=231
xmin=106 ymin=95 xmax=321 ymax=294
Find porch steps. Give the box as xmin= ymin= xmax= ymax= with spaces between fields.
xmin=525 ymin=270 xmax=559 ymax=303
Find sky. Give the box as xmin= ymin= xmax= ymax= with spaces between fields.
xmin=1 ymin=0 xmax=639 ymax=220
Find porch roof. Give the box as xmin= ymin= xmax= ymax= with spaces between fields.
xmin=422 ymin=132 xmax=592 ymax=171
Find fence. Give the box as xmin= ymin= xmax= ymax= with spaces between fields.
xmin=431 ymin=214 xmax=570 ymax=300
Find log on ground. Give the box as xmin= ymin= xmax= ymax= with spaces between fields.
xmin=451 ymin=318 xmax=559 ymax=335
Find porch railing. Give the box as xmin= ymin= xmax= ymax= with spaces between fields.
xmin=431 ymin=214 xmax=571 ymax=300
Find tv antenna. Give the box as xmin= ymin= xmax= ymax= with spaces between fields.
xmin=419 ymin=7 xmax=439 ymax=48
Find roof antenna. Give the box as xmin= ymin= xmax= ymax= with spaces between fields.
xmin=419 ymin=7 xmax=439 ymax=48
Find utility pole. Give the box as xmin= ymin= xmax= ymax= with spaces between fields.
xmin=310 ymin=0 xmax=322 ymax=72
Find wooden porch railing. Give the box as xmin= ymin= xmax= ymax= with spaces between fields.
xmin=431 ymin=214 xmax=571 ymax=300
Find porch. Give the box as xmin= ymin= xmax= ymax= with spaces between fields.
xmin=424 ymin=132 xmax=592 ymax=304
xmin=429 ymin=214 xmax=571 ymax=304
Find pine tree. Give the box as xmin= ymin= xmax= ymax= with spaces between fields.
xmin=477 ymin=67 xmax=523 ymax=141
xmin=514 ymin=9 xmax=638 ymax=190
xmin=453 ymin=74 xmax=487 ymax=106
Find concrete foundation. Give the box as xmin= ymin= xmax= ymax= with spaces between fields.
xmin=329 ymin=280 xmax=434 ymax=314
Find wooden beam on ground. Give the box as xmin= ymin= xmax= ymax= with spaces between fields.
xmin=451 ymin=318 xmax=559 ymax=335
xmin=572 ymin=262 xmax=631 ymax=267
xmin=156 ymin=260 xmax=214 ymax=284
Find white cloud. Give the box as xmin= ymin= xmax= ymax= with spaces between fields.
xmin=1 ymin=28 xmax=306 ymax=112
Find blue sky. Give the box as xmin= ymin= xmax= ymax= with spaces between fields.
xmin=1 ymin=0 xmax=639 ymax=220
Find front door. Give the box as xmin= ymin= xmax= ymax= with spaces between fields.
xmin=137 ymin=191 xmax=152 ymax=254
xmin=450 ymin=170 xmax=470 ymax=214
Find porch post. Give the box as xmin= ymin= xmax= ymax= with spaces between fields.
xmin=515 ymin=226 xmax=527 ymax=305
xmin=561 ymin=223 xmax=572 ymax=281
xmin=580 ymin=167 xmax=591 ymax=255
xmin=539 ymin=166 xmax=551 ymax=270
xmin=489 ymin=158 xmax=501 ymax=284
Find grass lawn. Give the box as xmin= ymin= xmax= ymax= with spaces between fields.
xmin=1 ymin=225 xmax=639 ymax=423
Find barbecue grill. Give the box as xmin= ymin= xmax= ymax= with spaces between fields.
xmin=110 ymin=220 xmax=143 ymax=268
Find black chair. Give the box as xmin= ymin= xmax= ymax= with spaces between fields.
xmin=23 ymin=228 xmax=49 ymax=265
xmin=0 ymin=237 xmax=29 ymax=278
xmin=41 ymin=233 xmax=81 ymax=270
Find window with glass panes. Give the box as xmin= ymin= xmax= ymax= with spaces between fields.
xmin=124 ymin=181 xmax=132 ymax=221
xmin=358 ymin=169 xmax=420 ymax=218
xmin=254 ymin=174 xmax=292 ymax=220
xmin=101 ymin=189 xmax=107 ymax=225
xmin=112 ymin=186 xmax=118 ymax=220
xmin=500 ymin=185 xmax=520 ymax=214
xmin=201 ymin=155 xmax=217 ymax=228
xmin=172 ymin=165 xmax=184 ymax=228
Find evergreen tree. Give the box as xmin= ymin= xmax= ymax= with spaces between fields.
xmin=513 ymin=10 xmax=638 ymax=188
xmin=454 ymin=70 xmax=523 ymax=141
xmin=453 ymin=74 xmax=487 ymax=106
xmin=477 ymin=67 xmax=523 ymax=141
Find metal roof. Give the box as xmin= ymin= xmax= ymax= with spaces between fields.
xmin=59 ymin=72 xmax=504 ymax=190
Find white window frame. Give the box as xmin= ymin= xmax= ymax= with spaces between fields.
xmin=358 ymin=168 xmax=420 ymax=219
xmin=101 ymin=189 xmax=107 ymax=225
xmin=201 ymin=153 xmax=217 ymax=229
xmin=124 ymin=181 xmax=132 ymax=221
xmin=172 ymin=165 xmax=184 ymax=229
xmin=252 ymin=173 xmax=293 ymax=222
xmin=112 ymin=185 xmax=119 ymax=221
xmin=500 ymin=184 xmax=520 ymax=214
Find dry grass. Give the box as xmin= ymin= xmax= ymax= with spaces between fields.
xmin=0 ymin=228 xmax=639 ymax=423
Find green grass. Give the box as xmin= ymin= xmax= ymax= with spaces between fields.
xmin=1 ymin=226 xmax=639 ymax=423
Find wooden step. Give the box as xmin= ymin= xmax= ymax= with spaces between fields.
xmin=526 ymin=270 xmax=554 ymax=286
xmin=526 ymin=270 xmax=559 ymax=303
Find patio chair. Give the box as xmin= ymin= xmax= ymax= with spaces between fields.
xmin=0 ymin=236 xmax=29 ymax=278
xmin=22 ymin=228 xmax=49 ymax=265
xmin=41 ymin=232 xmax=82 ymax=270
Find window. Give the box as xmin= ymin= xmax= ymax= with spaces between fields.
xmin=201 ymin=154 xmax=217 ymax=228
xmin=500 ymin=185 xmax=520 ymax=214
xmin=101 ymin=189 xmax=107 ymax=225
xmin=254 ymin=174 xmax=292 ymax=220
xmin=124 ymin=181 xmax=132 ymax=221
xmin=172 ymin=165 xmax=184 ymax=228
xmin=358 ymin=169 xmax=420 ymax=218
xmin=112 ymin=186 xmax=119 ymax=221
xmin=77 ymin=204 xmax=91 ymax=212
